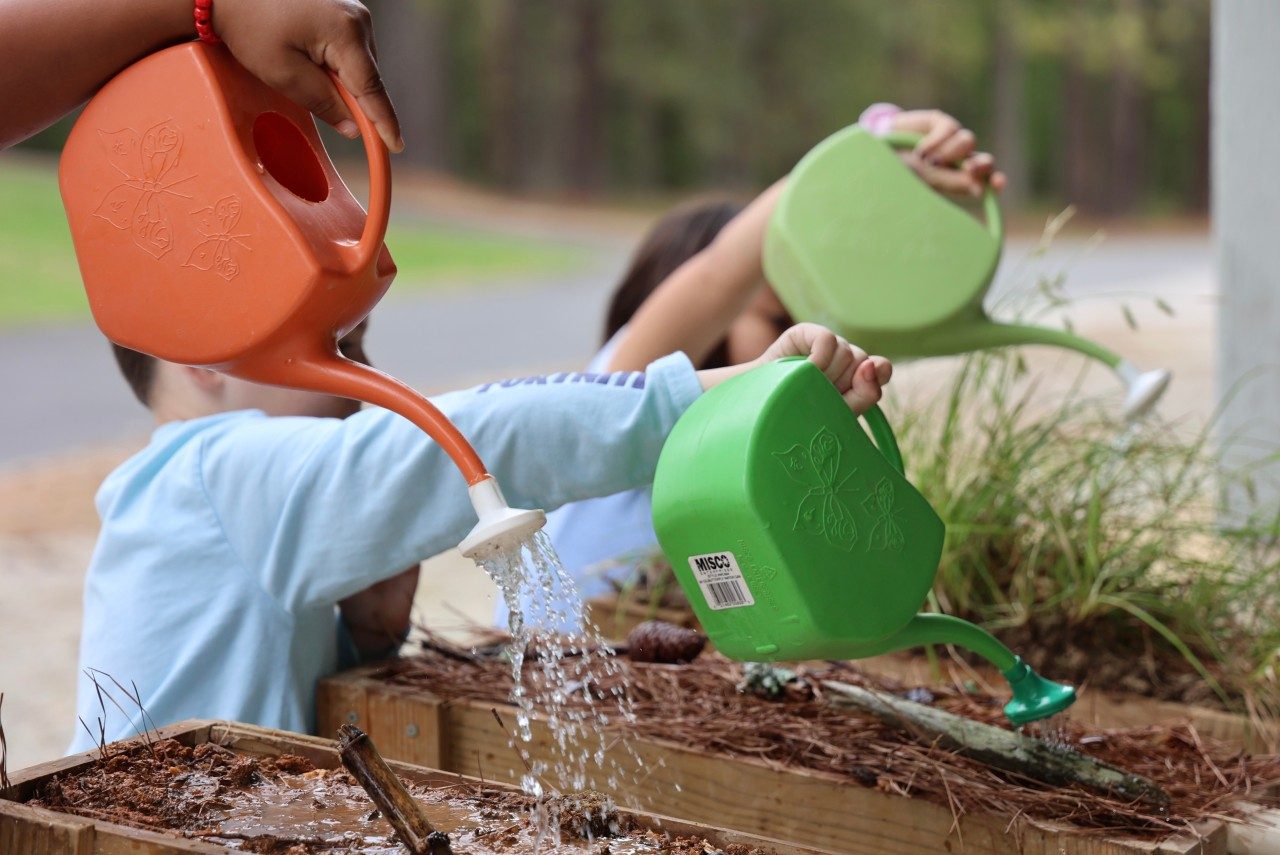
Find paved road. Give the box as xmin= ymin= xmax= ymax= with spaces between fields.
xmin=0 ymin=231 xmax=1212 ymax=465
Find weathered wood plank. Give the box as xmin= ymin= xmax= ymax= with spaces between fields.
xmin=315 ymin=670 xmax=374 ymax=739
xmin=1226 ymin=805 xmax=1280 ymax=854
xmin=364 ymin=683 xmax=445 ymax=771
xmin=0 ymin=801 xmax=94 ymax=855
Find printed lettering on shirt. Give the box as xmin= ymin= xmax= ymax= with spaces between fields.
xmin=477 ymin=370 xmax=646 ymax=393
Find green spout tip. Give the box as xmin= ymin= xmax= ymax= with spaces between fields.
xmin=1001 ymin=657 xmax=1077 ymax=725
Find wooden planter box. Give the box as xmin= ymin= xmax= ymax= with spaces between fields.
xmin=318 ymin=666 xmax=1230 ymax=855
xmin=0 ymin=720 xmax=829 ymax=855
xmin=586 ymin=595 xmax=1279 ymax=754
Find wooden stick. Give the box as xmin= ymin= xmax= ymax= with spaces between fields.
xmin=336 ymin=724 xmax=453 ymax=855
xmin=821 ymin=680 xmax=1170 ymax=806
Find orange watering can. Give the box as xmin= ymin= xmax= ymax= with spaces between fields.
xmin=58 ymin=41 xmax=542 ymax=558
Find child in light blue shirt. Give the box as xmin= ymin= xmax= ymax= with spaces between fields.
xmin=70 ymin=321 xmax=890 ymax=750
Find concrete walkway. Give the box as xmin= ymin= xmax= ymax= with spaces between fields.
xmin=0 ymin=230 xmax=1212 ymax=465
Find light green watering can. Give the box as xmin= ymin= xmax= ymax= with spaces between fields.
xmin=764 ymin=126 xmax=1170 ymax=420
xmin=651 ymin=357 xmax=1075 ymax=725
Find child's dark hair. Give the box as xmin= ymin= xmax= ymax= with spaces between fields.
xmin=111 ymin=343 xmax=156 ymax=406
xmin=603 ymin=199 xmax=743 ymax=369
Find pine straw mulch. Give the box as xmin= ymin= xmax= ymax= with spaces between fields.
xmin=380 ymin=635 xmax=1280 ymax=841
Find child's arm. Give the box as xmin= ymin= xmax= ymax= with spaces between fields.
xmin=338 ymin=564 xmax=418 ymax=659
xmin=0 ymin=0 xmax=401 ymax=151
xmin=605 ymin=179 xmax=785 ymax=373
xmin=605 ymin=108 xmax=1002 ymax=374
xmin=202 ymin=325 xmax=887 ymax=613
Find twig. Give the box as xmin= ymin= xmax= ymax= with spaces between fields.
xmin=337 ymin=724 xmax=452 ymax=855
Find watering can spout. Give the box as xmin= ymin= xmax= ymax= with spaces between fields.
xmin=928 ymin=321 xmax=1170 ymax=421
xmin=852 ymin=614 xmax=1076 ymax=725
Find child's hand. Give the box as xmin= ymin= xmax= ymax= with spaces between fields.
xmin=215 ymin=0 xmax=403 ymax=151
xmin=890 ymin=109 xmax=1005 ymax=199
xmin=758 ymin=323 xmax=892 ymax=414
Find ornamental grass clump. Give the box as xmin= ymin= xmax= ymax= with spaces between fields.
xmin=895 ymin=313 xmax=1280 ymax=725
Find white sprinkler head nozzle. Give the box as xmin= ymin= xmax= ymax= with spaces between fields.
xmin=1116 ymin=361 xmax=1172 ymax=421
xmin=459 ymin=476 xmax=547 ymax=561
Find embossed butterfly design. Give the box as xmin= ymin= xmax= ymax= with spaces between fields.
xmin=863 ymin=477 xmax=906 ymax=552
xmin=774 ymin=427 xmax=859 ymax=551
xmin=185 ymin=195 xmax=251 ymax=281
xmin=94 ymin=121 xmax=195 ymax=260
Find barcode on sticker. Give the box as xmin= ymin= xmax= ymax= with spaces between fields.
xmin=687 ymin=551 xmax=755 ymax=611
xmin=705 ymin=579 xmax=750 ymax=608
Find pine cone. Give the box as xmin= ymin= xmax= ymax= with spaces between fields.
xmin=626 ymin=620 xmax=706 ymax=664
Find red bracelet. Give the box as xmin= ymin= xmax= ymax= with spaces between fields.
xmin=194 ymin=0 xmax=222 ymax=45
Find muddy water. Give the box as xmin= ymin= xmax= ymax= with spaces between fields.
xmin=212 ymin=767 xmax=681 ymax=853
xmin=28 ymin=739 xmax=722 ymax=855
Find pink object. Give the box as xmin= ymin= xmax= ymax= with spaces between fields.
xmin=858 ymin=102 xmax=901 ymax=137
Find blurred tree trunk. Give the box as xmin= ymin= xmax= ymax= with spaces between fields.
xmin=1187 ymin=13 xmax=1211 ymax=212
xmin=1061 ymin=0 xmax=1095 ymax=211
xmin=1105 ymin=0 xmax=1144 ymax=215
xmin=482 ymin=0 xmax=525 ymax=189
xmin=568 ymin=0 xmax=605 ymax=194
xmin=992 ymin=0 xmax=1028 ymax=208
xmin=370 ymin=0 xmax=451 ymax=171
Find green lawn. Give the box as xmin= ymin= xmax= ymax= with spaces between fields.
xmin=0 ymin=159 xmax=584 ymax=327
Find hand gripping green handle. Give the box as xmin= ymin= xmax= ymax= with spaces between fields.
xmin=880 ymin=130 xmax=1003 ymax=246
xmin=861 ymin=405 xmax=905 ymax=475
xmin=778 ymin=356 xmax=906 ymax=475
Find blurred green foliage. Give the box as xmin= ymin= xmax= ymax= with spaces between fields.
xmin=16 ymin=0 xmax=1210 ymax=215
xmin=371 ymin=0 xmax=1209 ymax=214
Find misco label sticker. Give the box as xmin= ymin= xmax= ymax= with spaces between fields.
xmin=687 ymin=551 xmax=755 ymax=610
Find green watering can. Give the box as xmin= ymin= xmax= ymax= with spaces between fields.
xmin=763 ymin=126 xmax=1171 ymax=421
xmin=650 ymin=357 xmax=1075 ymax=725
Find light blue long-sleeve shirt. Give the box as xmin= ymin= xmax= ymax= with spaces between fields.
xmin=495 ymin=329 xmax=659 ymax=631
xmin=69 ymin=354 xmax=702 ymax=752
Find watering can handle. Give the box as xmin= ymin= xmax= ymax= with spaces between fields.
xmin=879 ymin=130 xmax=1003 ymax=246
xmin=861 ymin=405 xmax=905 ymax=475
xmin=330 ymin=74 xmax=392 ymax=274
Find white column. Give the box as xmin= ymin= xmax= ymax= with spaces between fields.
xmin=1213 ymin=0 xmax=1280 ymax=510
